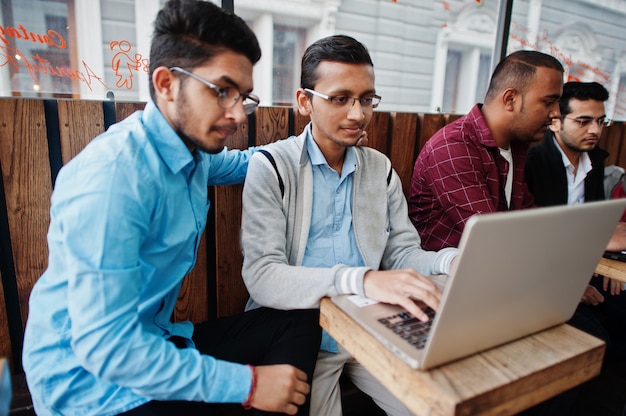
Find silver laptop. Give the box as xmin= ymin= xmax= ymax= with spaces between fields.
xmin=331 ymin=199 xmax=626 ymax=370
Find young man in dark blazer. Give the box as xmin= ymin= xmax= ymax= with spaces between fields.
xmin=525 ymin=81 xmax=626 ymax=366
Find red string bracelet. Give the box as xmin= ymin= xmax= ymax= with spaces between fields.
xmin=242 ymin=364 xmax=257 ymax=410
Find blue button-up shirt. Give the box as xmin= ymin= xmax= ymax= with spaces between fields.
xmin=23 ymin=101 xmax=255 ymax=416
xmin=301 ymin=133 xmax=363 ymax=352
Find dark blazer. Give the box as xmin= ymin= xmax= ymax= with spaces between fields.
xmin=525 ymin=131 xmax=609 ymax=207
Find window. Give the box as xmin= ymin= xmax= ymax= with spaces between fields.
xmin=2 ymin=0 xmax=73 ymax=98
xmin=440 ymin=48 xmax=491 ymax=114
xmin=430 ymin=2 xmax=495 ymax=114
xmin=272 ymin=25 xmax=305 ymax=105
xmin=236 ymin=0 xmax=335 ymax=106
xmin=509 ymin=0 xmax=626 ymax=120
xmin=0 ymin=0 xmax=625 ymax=122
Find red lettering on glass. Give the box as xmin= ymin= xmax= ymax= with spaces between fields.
xmin=81 ymin=61 xmax=109 ymax=91
xmin=509 ymin=33 xmax=538 ymax=51
xmin=0 ymin=46 xmax=110 ymax=92
xmin=0 ymin=23 xmax=66 ymax=49
xmin=509 ymin=21 xmax=610 ymax=84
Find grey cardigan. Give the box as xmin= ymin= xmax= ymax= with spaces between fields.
xmin=241 ymin=125 xmax=457 ymax=310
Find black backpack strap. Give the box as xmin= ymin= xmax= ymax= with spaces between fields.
xmin=258 ymin=149 xmax=285 ymax=198
xmin=387 ymin=164 xmax=393 ymax=186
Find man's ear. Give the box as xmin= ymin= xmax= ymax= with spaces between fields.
xmin=549 ymin=118 xmax=561 ymax=133
xmin=502 ymin=88 xmax=517 ymax=111
xmin=152 ymin=67 xmax=177 ymax=102
xmin=296 ymin=88 xmax=312 ymax=116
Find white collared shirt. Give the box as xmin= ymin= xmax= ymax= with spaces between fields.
xmin=499 ymin=146 xmax=513 ymax=208
xmin=554 ymin=137 xmax=592 ymax=205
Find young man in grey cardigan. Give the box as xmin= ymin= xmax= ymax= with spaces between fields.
xmin=240 ymin=35 xmax=457 ymax=416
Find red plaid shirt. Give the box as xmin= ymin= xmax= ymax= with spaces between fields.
xmin=409 ymin=104 xmax=535 ymax=250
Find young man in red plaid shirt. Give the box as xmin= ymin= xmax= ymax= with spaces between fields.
xmin=409 ymin=50 xmax=563 ymax=251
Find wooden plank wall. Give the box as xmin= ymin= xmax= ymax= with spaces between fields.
xmin=0 ymin=99 xmax=51 ymax=375
xmin=2 ymin=97 xmax=626 ymax=380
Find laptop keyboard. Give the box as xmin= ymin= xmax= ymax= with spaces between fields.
xmin=377 ymin=307 xmax=436 ymax=350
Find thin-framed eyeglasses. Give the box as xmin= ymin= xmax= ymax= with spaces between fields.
xmin=564 ymin=116 xmax=612 ymax=128
xmin=170 ymin=67 xmax=260 ymax=115
xmin=304 ymin=88 xmax=381 ymax=109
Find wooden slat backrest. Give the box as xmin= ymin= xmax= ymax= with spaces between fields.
xmin=613 ymin=124 xmax=626 ymax=168
xmin=58 ymin=100 xmax=106 ymax=163
xmin=213 ymin=110 xmax=263 ymax=317
xmin=174 ymin=234 xmax=210 ymax=323
xmin=389 ymin=113 xmax=420 ymax=197
xmin=256 ymin=107 xmax=290 ymax=145
xmin=213 ymin=181 xmax=246 ymax=318
xmin=419 ymin=113 xmax=447 ymax=149
xmin=213 ymin=108 xmax=291 ymax=317
xmin=5 ymin=96 xmax=626 ymax=382
xmin=0 ymin=98 xmax=52 ymax=373
xmin=0 ymin=98 xmax=52 ymax=371
xmin=600 ymin=123 xmax=626 ymax=168
xmin=366 ymin=112 xmax=391 ymax=155
xmin=114 ymin=102 xmax=146 ymax=124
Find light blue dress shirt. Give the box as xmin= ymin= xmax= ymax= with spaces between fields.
xmin=22 ymin=100 xmax=255 ymax=416
xmin=301 ymin=133 xmax=363 ymax=353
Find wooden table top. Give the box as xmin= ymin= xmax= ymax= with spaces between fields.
xmin=596 ymin=257 xmax=626 ymax=283
xmin=320 ymin=297 xmax=605 ymax=416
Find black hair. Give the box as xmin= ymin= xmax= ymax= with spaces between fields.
xmin=148 ymin=0 xmax=261 ymax=100
xmin=484 ymin=50 xmax=564 ymax=103
xmin=300 ymin=34 xmax=373 ymax=90
xmin=558 ymin=81 xmax=609 ymax=116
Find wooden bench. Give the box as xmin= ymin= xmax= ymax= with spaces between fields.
xmin=1 ymin=97 xmax=626 ymax=413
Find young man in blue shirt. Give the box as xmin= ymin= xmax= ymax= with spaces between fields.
xmin=21 ymin=1 xmax=321 ymax=415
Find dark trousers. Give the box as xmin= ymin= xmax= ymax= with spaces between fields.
xmin=569 ymin=275 xmax=626 ymax=366
xmin=119 ymin=307 xmax=321 ymax=416
xmin=521 ymin=275 xmax=626 ymax=416
xmin=588 ymin=275 xmax=626 ymax=363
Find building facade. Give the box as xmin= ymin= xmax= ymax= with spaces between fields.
xmin=1 ymin=0 xmax=625 ymax=119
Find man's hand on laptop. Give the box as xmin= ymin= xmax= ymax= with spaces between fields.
xmin=362 ymin=269 xmax=442 ymax=322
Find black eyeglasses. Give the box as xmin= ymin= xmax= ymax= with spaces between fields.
xmin=170 ymin=67 xmax=260 ymax=115
xmin=304 ymin=88 xmax=381 ymax=109
xmin=564 ymin=116 xmax=612 ymax=128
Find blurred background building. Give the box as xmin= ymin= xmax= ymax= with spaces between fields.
xmin=1 ymin=0 xmax=624 ymax=119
